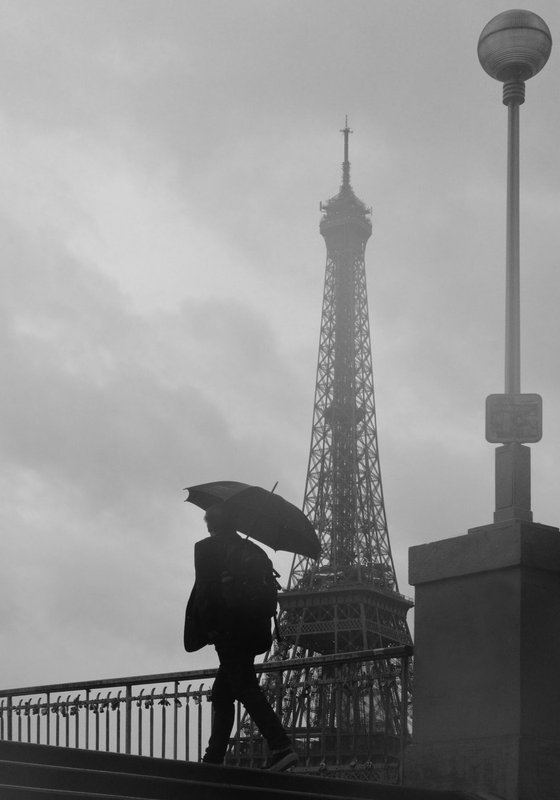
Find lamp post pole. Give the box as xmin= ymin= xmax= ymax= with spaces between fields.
xmin=505 ymin=79 xmax=522 ymax=396
xmin=478 ymin=10 xmax=551 ymax=523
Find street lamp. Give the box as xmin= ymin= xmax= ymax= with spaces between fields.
xmin=478 ymin=10 xmax=552 ymax=523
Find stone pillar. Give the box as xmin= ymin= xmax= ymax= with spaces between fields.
xmin=494 ymin=443 xmax=532 ymax=523
xmin=406 ymin=520 xmax=560 ymax=799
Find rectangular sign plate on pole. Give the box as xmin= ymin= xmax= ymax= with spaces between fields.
xmin=485 ymin=393 xmax=542 ymax=443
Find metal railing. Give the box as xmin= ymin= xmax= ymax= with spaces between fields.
xmin=0 ymin=646 xmax=412 ymax=783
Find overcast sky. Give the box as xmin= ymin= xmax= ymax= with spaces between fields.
xmin=1 ymin=0 xmax=559 ymax=690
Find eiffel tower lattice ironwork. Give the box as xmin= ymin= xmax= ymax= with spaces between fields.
xmin=261 ymin=125 xmax=413 ymax=769
xmin=278 ymin=124 xmax=412 ymax=654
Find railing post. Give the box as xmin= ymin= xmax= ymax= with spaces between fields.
xmin=197 ymin=684 xmax=203 ymax=763
xmin=335 ymin=666 xmax=342 ymax=764
xmin=7 ymin=696 xmax=13 ymax=741
xmin=161 ymin=686 xmax=167 ymax=759
xmin=185 ymin=685 xmax=191 ymax=761
xmin=173 ymin=680 xmax=179 ymax=761
xmin=399 ymin=652 xmax=410 ymax=785
xmin=125 ymin=685 xmax=132 ymax=755
xmin=46 ymin=692 xmax=51 ymax=746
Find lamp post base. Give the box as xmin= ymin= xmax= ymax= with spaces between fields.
xmin=495 ymin=443 xmax=532 ymax=523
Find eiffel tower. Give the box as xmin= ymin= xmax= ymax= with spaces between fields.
xmin=265 ymin=124 xmax=413 ymax=769
xmin=232 ymin=125 xmax=412 ymax=771
xmin=278 ymin=123 xmax=412 ymax=653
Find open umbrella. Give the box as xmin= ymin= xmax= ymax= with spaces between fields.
xmin=184 ymin=481 xmax=320 ymax=559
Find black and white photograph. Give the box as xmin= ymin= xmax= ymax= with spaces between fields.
xmin=0 ymin=2 xmax=559 ymax=797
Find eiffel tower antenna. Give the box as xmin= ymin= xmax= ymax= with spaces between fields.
xmin=341 ymin=116 xmax=352 ymax=188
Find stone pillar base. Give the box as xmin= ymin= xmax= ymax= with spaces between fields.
xmin=407 ymin=520 xmax=560 ymax=800
xmin=406 ymin=736 xmax=560 ymax=799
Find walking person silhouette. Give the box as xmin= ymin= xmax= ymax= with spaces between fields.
xmin=184 ymin=502 xmax=298 ymax=771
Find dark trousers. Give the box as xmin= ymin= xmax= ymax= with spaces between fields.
xmin=203 ymin=646 xmax=290 ymax=763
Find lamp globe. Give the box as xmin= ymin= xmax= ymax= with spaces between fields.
xmin=478 ymin=9 xmax=552 ymax=82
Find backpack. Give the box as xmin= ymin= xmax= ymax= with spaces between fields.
xmin=221 ymin=538 xmax=279 ymax=619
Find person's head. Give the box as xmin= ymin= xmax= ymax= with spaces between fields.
xmin=204 ymin=503 xmax=236 ymax=536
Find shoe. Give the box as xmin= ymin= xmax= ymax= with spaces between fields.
xmin=202 ymin=755 xmax=224 ymax=765
xmin=263 ymin=748 xmax=298 ymax=772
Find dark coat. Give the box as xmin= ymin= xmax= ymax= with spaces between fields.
xmin=184 ymin=532 xmax=272 ymax=655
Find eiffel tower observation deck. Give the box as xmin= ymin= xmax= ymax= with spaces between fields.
xmin=275 ymin=125 xmax=413 ymax=660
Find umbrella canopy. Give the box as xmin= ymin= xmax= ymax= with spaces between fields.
xmin=185 ymin=481 xmax=320 ymax=559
